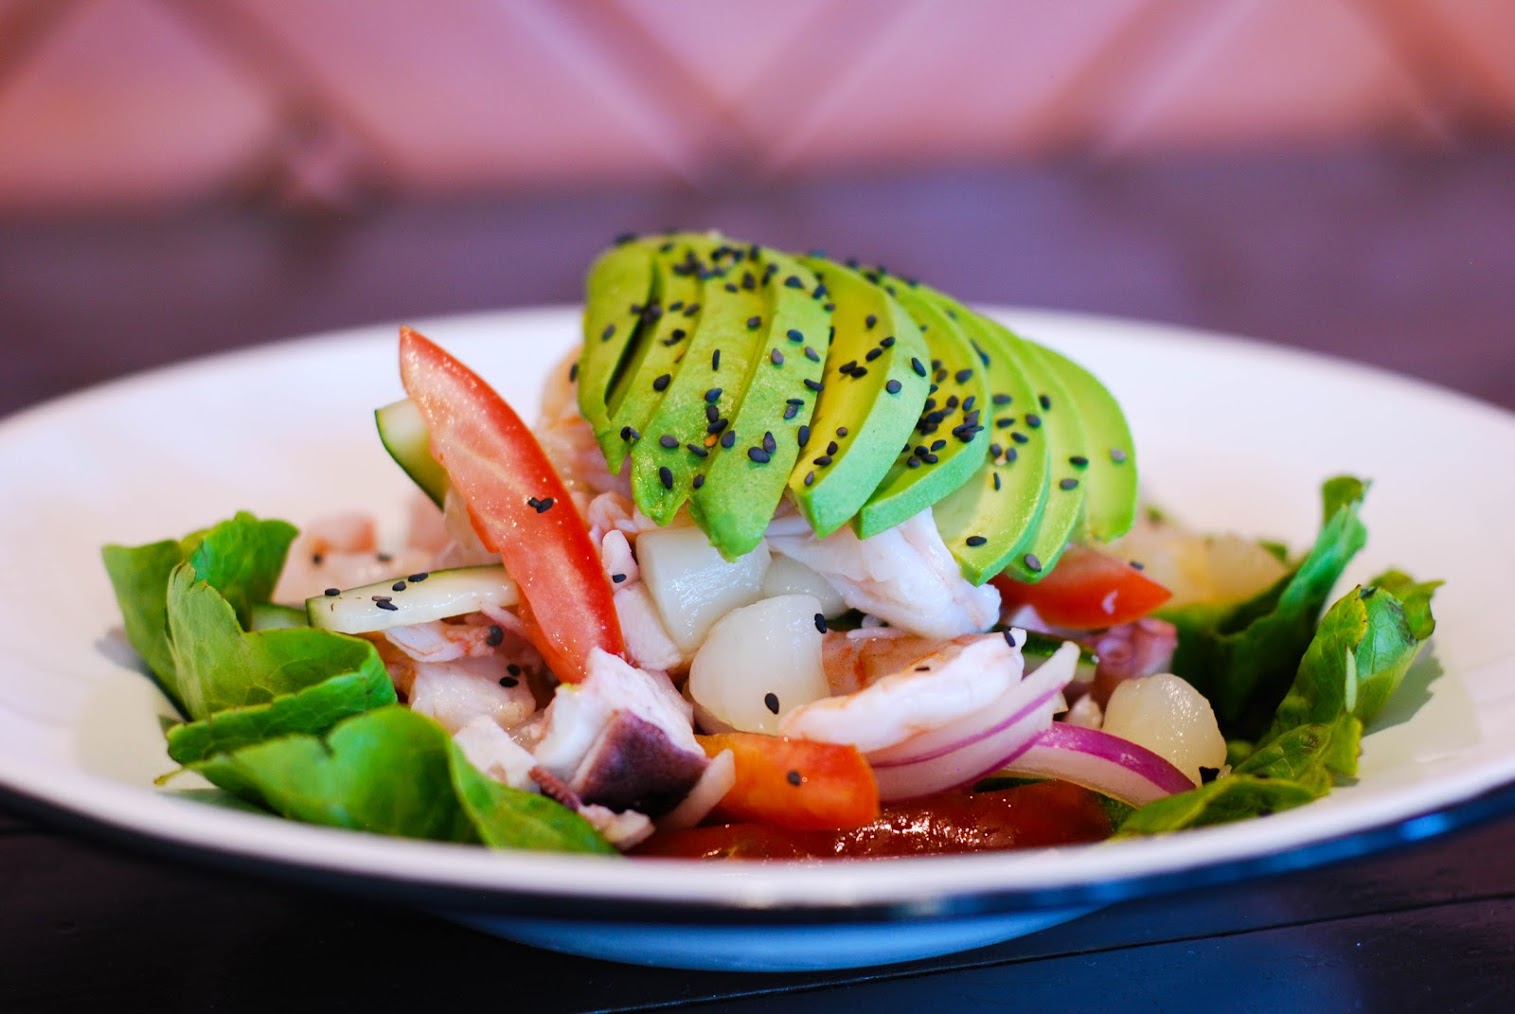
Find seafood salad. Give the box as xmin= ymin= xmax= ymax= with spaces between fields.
xmin=102 ymin=232 xmax=1439 ymax=858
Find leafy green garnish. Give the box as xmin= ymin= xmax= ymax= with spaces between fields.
xmin=1165 ymin=476 xmax=1369 ymax=740
xmin=1118 ymin=565 xmax=1438 ymax=835
xmin=192 ymin=705 xmax=615 ymax=853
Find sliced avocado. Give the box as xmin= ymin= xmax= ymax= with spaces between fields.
xmin=923 ymin=292 xmax=1052 ymax=584
xmin=375 ymin=397 xmax=448 ymax=508
xmin=596 ymin=237 xmax=708 ymax=472
xmin=854 ymin=274 xmax=991 ymax=538
xmin=1025 ymin=339 xmax=1138 ymax=543
xmin=788 ymin=257 xmax=931 ymax=537
xmin=629 ymin=240 xmax=770 ymax=525
xmin=689 ymin=246 xmax=831 ymax=558
xmin=988 ymin=318 xmax=1088 ymax=580
xmin=579 ymin=238 xmax=657 ymax=441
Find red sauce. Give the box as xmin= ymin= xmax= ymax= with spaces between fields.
xmin=632 ymin=780 xmax=1113 ymax=860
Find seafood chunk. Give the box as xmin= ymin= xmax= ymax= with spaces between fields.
xmin=766 ymin=509 xmax=999 ymax=638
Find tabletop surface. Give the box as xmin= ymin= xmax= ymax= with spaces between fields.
xmin=4 ymin=146 xmax=1514 ymax=1012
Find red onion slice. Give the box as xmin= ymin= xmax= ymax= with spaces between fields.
xmin=999 ymin=722 xmax=1196 ymax=807
xmin=869 ymin=641 xmax=1081 ymax=802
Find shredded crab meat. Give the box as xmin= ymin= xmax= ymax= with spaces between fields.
xmin=765 ymin=509 xmax=1000 ymax=639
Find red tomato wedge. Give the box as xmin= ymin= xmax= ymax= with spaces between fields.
xmin=991 ymin=544 xmax=1172 ymax=630
xmin=398 ymin=327 xmax=624 ymax=681
xmin=698 ymin=732 xmax=879 ymax=831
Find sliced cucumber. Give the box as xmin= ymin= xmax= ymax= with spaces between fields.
xmin=1017 ymin=629 xmax=1099 ymax=686
xmin=376 ymin=398 xmax=449 ymax=508
xmin=306 ymin=565 xmax=519 ymax=634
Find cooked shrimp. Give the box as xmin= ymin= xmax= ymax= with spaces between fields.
xmin=408 ymin=654 xmax=537 ymax=734
xmin=779 ymin=633 xmax=1022 ymax=754
xmin=272 ymin=512 xmax=433 ymax=605
xmin=765 ymin=508 xmax=1001 ymax=639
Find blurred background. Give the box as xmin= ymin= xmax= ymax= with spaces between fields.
xmin=3 ymin=0 xmax=1514 ymax=416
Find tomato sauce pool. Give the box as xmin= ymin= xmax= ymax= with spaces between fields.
xmin=633 ymin=780 xmax=1114 ymax=860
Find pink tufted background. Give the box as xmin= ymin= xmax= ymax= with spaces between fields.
xmin=2 ymin=0 xmax=1513 ymax=214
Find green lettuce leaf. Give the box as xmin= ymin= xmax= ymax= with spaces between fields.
xmin=102 ymin=512 xmax=299 ymax=710
xmin=192 ymin=706 xmax=615 ymax=854
xmin=1119 ymin=569 xmax=1437 ymax=835
xmin=1166 ymin=476 xmax=1369 ymax=740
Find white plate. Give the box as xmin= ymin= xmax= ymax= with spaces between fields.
xmin=2 ymin=308 xmax=1512 ymax=972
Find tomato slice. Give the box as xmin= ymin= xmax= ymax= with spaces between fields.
xmin=991 ymin=544 xmax=1171 ymax=629
xmin=633 ymin=780 xmax=1114 ymax=859
xmin=698 ymin=732 xmax=879 ymax=831
xmin=398 ymin=327 xmax=624 ymax=681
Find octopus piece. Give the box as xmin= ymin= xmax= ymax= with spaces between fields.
xmin=533 ymin=648 xmax=707 ymax=815
xmin=1086 ymin=617 xmax=1179 ymax=707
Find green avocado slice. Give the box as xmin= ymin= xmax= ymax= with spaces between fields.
xmin=630 ymin=241 xmax=770 ymax=526
xmin=991 ymin=320 xmax=1088 ymax=580
xmin=1026 ymin=340 xmax=1138 ymax=543
xmin=579 ymin=240 xmax=656 ymax=442
xmin=689 ymin=247 xmax=831 ymax=558
xmin=788 ymin=257 xmax=931 ymax=538
xmin=596 ymin=238 xmax=708 ymax=472
xmin=924 ymin=292 xmax=1052 ymax=584
xmin=854 ymin=275 xmax=992 ymax=538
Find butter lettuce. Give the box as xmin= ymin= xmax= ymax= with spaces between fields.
xmin=1119 ymin=566 xmax=1438 ymax=835
xmin=103 ymin=513 xmax=611 ymax=855
xmin=1165 ymin=476 xmax=1369 ymax=740
xmin=193 ymin=705 xmax=614 ymax=853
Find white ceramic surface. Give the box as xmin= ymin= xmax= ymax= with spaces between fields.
xmin=1 ymin=308 xmax=1512 ymax=971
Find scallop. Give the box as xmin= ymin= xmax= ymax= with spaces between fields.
xmin=637 ymin=525 xmax=771 ymax=653
xmin=688 ymin=594 xmax=829 ymax=734
xmin=1101 ymin=672 xmax=1227 ymax=783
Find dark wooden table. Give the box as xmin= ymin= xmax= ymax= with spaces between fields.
xmin=5 ymin=146 xmax=1514 ymax=1011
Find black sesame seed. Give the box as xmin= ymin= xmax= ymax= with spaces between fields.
xmin=787 ymin=328 xmax=804 ymax=342
xmin=1069 ymin=455 xmax=1089 ymax=467
xmin=659 ymin=466 xmax=673 ymax=489
xmin=498 ymin=675 xmax=519 ymax=688
xmin=707 ymin=417 xmax=729 ymax=434
xmin=692 ymin=474 xmax=705 ymax=489
xmin=569 ymin=360 xmax=579 ymax=382
xmin=1025 ymin=413 xmax=1042 ymax=428
xmin=485 ymin=625 xmax=505 ymax=647
xmin=705 ymin=387 xmax=723 ymax=403
xmin=706 ymin=403 xmax=720 ymax=424
xmin=659 ymin=434 xmax=679 ymax=449
xmin=786 ymin=770 xmax=803 ymax=787
xmin=311 ymin=553 xmax=324 ymax=565
xmin=763 ymin=431 xmax=777 ymax=453
xmin=764 ymin=692 xmax=781 ymax=714
xmin=804 ymin=378 xmax=824 ymax=392
xmin=748 ymin=446 xmax=771 ymax=463
xmin=770 ymin=348 xmax=785 ymax=365
xmin=611 ymin=573 xmax=627 ymax=583
xmin=804 ymin=470 xmax=816 ymax=486
xmin=783 ymin=403 xmax=799 ymax=420
xmin=865 ymin=313 xmax=878 ymax=329
xmin=652 ymin=373 xmax=671 ymax=392
xmin=1002 ymin=629 xmax=1017 ymax=647
xmin=720 ymin=430 xmax=736 ymax=449
xmin=1059 ymin=477 xmax=1080 ymax=490
xmin=784 ymin=275 xmax=803 ymax=289
xmin=804 ymin=346 xmax=820 ymax=362
xmin=797 ymin=424 xmax=811 ymax=447
xmin=323 ymin=587 xmax=340 ymax=597
xmin=1011 ymin=431 xmax=1030 ymax=444
xmin=600 ymin=323 xmax=615 ymax=341
xmin=686 ymin=443 xmax=709 ymax=457
xmin=992 ymin=472 xmax=1002 ymax=490
xmin=886 ymin=378 xmax=902 ymax=394
xmin=1024 ymin=553 xmax=1043 ymax=573
xmin=747 ymin=315 xmax=762 ymax=330
xmin=906 ymin=457 xmax=921 ymax=469
xmin=1110 ymin=447 xmax=1129 ymax=463
xmin=966 ymin=535 xmax=987 ymax=547
xmin=992 ymin=393 xmax=1011 ymax=406
xmin=536 ymin=497 xmax=555 ymax=513
xmin=814 ymin=454 xmax=833 ymax=467
xmin=620 ymin=425 xmax=640 ymax=442
xmin=836 ymin=426 xmax=849 ymax=436
xmin=865 ymin=347 xmax=882 ymax=362
xmin=851 ymin=366 xmax=869 ymax=378
xmin=826 ymin=440 xmax=839 ymax=455
xmin=376 ymin=599 xmax=398 ymax=612
xmin=1039 ymin=393 xmax=1052 ymax=410
xmin=711 ymin=349 xmax=722 ymax=370
xmin=911 ymin=357 xmax=927 ymax=377
xmin=814 ymin=613 xmax=828 ymax=633
xmin=881 ymin=335 xmax=896 ymax=347
xmin=392 ymin=580 xmax=407 ymax=592
xmin=954 ymin=368 xmax=973 ymax=383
